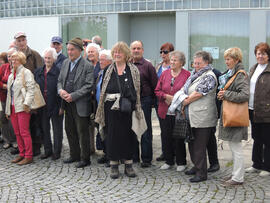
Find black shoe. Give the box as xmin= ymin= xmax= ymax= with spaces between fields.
xmin=40 ymin=153 xmax=52 ymax=160
xmin=185 ymin=167 xmax=196 ymax=175
xmin=51 ymin=154 xmax=61 ymax=160
xmin=97 ymin=155 xmax=108 ymax=164
xmin=189 ymin=176 xmax=207 ymax=183
xmin=141 ymin=162 xmax=151 ymax=168
xmin=75 ymin=160 xmax=91 ymax=168
xmin=133 ymin=159 xmax=140 ymax=163
xmin=207 ymin=164 xmax=220 ymax=173
xmin=156 ymin=154 xmax=165 ymax=162
xmin=125 ymin=164 xmax=136 ymax=178
xmin=110 ymin=165 xmax=119 ymax=179
xmin=63 ymin=157 xmax=80 ymax=164
xmin=10 ymin=148 xmax=19 ymax=155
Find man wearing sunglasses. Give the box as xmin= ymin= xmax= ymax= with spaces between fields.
xmin=130 ymin=40 xmax=158 ymax=168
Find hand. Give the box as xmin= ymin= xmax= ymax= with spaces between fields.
xmin=182 ymin=97 xmax=189 ymax=106
xmin=3 ymin=84 xmax=7 ymax=90
xmin=23 ymin=104 xmax=31 ymax=113
xmin=165 ymin=94 xmax=173 ymax=105
xmin=217 ymin=89 xmax=225 ymax=100
xmin=59 ymin=89 xmax=68 ymax=99
xmin=5 ymin=114 xmax=9 ymax=120
xmin=64 ymin=93 xmax=72 ymax=103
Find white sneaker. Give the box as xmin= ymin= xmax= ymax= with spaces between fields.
xmin=176 ymin=165 xmax=186 ymax=172
xmin=245 ymin=167 xmax=260 ymax=173
xmin=160 ymin=163 xmax=172 ymax=170
xmin=259 ymin=170 xmax=270 ymax=177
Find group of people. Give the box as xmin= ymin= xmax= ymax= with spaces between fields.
xmin=0 ymin=32 xmax=269 ymax=187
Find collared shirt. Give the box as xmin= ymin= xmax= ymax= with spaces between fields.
xmin=57 ymin=50 xmax=62 ymax=57
xmin=133 ymin=57 xmax=158 ymax=97
xmin=70 ymin=55 xmax=81 ymax=72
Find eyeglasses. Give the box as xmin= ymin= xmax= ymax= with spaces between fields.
xmin=171 ymin=77 xmax=175 ymax=87
xmin=160 ymin=50 xmax=169 ymax=54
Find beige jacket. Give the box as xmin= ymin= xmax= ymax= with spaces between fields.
xmin=95 ymin=62 xmax=147 ymax=137
xmin=5 ymin=65 xmax=35 ymax=115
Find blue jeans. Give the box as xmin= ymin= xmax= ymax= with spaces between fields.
xmin=140 ymin=96 xmax=153 ymax=163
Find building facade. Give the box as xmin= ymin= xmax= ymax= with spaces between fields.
xmin=1 ymin=0 xmax=270 ymax=70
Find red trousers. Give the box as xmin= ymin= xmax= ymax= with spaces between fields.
xmin=10 ymin=106 xmax=32 ymax=158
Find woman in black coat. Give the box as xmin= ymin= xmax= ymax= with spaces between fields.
xmin=34 ymin=47 xmax=64 ymax=160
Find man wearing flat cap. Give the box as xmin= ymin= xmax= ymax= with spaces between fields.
xmin=50 ymin=36 xmax=67 ymax=70
xmin=57 ymin=37 xmax=94 ymax=168
xmin=14 ymin=31 xmax=44 ymax=156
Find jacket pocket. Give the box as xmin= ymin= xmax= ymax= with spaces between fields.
xmin=193 ymin=106 xmax=208 ymax=112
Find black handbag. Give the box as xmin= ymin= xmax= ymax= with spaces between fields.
xmin=172 ymin=110 xmax=194 ymax=143
xmin=115 ymin=67 xmax=132 ymax=114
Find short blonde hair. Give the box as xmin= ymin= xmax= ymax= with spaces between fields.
xmin=224 ymin=47 xmax=243 ymax=63
xmin=111 ymin=41 xmax=131 ymax=62
xmin=11 ymin=51 xmax=26 ymax=65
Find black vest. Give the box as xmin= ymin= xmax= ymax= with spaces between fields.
xmin=65 ymin=60 xmax=80 ymax=93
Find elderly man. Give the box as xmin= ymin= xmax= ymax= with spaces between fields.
xmin=130 ymin=40 xmax=158 ymax=168
xmin=50 ymin=36 xmax=67 ymax=70
xmin=14 ymin=31 xmax=44 ymax=156
xmin=57 ymin=37 xmax=94 ymax=168
xmin=91 ymin=35 xmax=102 ymax=48
xmin=96 ymin=49 xmax=112 ymax=166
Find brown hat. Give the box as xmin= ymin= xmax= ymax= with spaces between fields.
xmin=67 ymin=37 xmax=83 ymax=51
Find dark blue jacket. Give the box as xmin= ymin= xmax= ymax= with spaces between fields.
xmin=55 ymin=53 xmax=67 ymax=70
xmin=34 ymin=64 xmax=61 ymax=117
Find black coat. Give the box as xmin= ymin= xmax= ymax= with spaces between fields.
xmin=55 ymin=53 xmax=67 ymax=70
xmin=34 ymin=64 xmax=61 ymax=117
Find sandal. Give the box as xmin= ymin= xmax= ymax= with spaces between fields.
xmin=3 ymin=143 xmax=11 ymax=149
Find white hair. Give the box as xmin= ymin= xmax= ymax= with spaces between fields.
xmin=86 ymin=43 xmax=101 ymax=54
xmin=42 ymin=47 xmax=57 ymax=60
xmin=91 ymin=35 xmax=102 ymax=46
xmin=99 ymin=49 xmax=112 ymax=61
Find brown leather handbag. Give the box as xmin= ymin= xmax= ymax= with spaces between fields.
xmin=222 ymin=70 xmax=249 ymax=127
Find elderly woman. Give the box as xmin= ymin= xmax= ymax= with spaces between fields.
xmin=95 ymin=41 xmax=146 ymax=179
xmin=155 ymin=51 xmax=190 ymax=171
xmin=217 ymin=47 xmax=249 ymax=187
xmin=0 ymin=48 xmax=16 ymax=149
xmin=86 ymin=42 xmax=101 ymax=81
xmin=155 ymin=42 xmax=175 ymax=162
xmin=34 ymin=48 xmax=63 ymax=160
xmin=246 ymin=42 xmax=270 ymax=177
xmin=182 ymin=51 xmax=217 ymax=183
xmin=6 ymin=51 xmax=35 ymax=165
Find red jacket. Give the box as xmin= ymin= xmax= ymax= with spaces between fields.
xmin=0 ymin=63 xmax=12 ymax=102
xmin=155 ymin=68 xmax=190 ymax=119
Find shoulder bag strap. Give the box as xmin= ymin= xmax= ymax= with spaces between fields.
xmin=223 ymin=70 xmax=246 ymax=90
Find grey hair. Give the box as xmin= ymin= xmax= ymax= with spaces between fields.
xmin=169 ymin=51 xmax=186 ymax=66
xmin=42 ymin=47 xmax=57 ymax=60
xmin=86 ymin=43 xmax=101 ymax=54
xmin=91 ymin=35 xmax=102 ymax=46
xmin=99 ymin=49 xmax=112 ymax=61
xmin=193 ymin=51 xmax=211 ymax=64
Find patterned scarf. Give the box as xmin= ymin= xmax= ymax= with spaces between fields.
xmin=183 ymin=65 xmax=212 ymax=94
xmin=218 ymin=69 xmax=233 ymax=90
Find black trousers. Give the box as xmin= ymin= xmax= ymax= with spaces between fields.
xmin=65 ymin=102 xmax=90 ymax=162
xmin=39 ymin=106 xmax=64 ymax=156
xmin=249 ymin=110 xmax=270 ymax=172
xmin=207 ymin=127 xmax=219 ymax=166
xmin=189 ymin=127 xmax=213 ymax=178
xmin=160 ymin=115 xmax=186 ymax=166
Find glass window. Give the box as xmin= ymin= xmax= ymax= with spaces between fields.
xmin=156 ymin=0 xmax=164 ymax=10
xmin=250 ymin=0 xmax=259 ymax=7
xmin=27 ymin=1 xmax=32 ymax=8
xmin=147 ymin=1 xmax=155 ymax=10
xmin=78 ymin=5 xmax=84 ymax=13
xmin=45 ymin=8 xmax=50 ymax=15
xmin=192 ymin=0 xmax=200 ymax=9
xmin=21 ymin=9 xmax=26 ymax=16
xmin=93 ymin=4 xmax=99 ymax=12
xmin=51 ymin=0 xmax=56 ymax=6
xmin=32 ymin=0 xmax=38 ymax=7
xmin=131 ymin=2 xmax=138 ymax=10
xmin=220 ymin=0 xmax=229 ymax=8
xmin=267 ymin=12 xmax=270 ymax=45
xmin=57 ymin=6 xmax=64 ymax=14
xmin=123 ymin=2 xmax=130 ymax=11
xmin=32 ymin=8 xmax=38 ymax=15
xmin=57 ymin=0 xmax=64 ymax=6
xmin=0 ymin=3 xmax=3 ymax=10
xmin=174 ymin=1 xmax=182 ymax=9
xmin=21 ymin=1 xmax=26 ymax=8
xmin=9 ymin=2 xmax=15 ymax=9
xmin=27 ymin=8 xmax=32 ymax=16
xmin=16 ymin=9 xmax=20 ymax=16
xmin=211 ymin=0 xmax=219 ymax=8
xmin=78 ymin=0 xmax=85 ymax=4
xmin=38 ymin=8 xmax=44 ymax=15
xmin=45 ymin=0 xmax=51 ymax=6
xmin=190 ymin=11 xmax=249 ymax=72
xmin=85 ymin=0 xmax=92 ymax=3
xmin=115 ymin=2 xmax=122 ymax=11
xmin=38 ymin=0 xmax=44 ymax=7
xmin=202 ymin=0 xmax=210 ymax=8
xmin=230 ymin=0 xmax=239 ymax=8
xmin=10 ymin=9 xmax=15 ymax=17
xmin=85 ymin=5 xmax=91 ymax=13
xmin=0 ymin=11 xmax=4 ymax=18
xmin=139 ymin=2 xmax=146 ymax=10
xmin=183 ymin=0 xmax=191 ymax=9
xmin=51 ymin=7 xmax=56 ymax=14
xmin=261 ymin=0 xmax=269 ymax=7
xmin=165 ymin=1 xmax=173 ymax=9
xmin=240 ymin=0 xmax=249 ymax=7
xmin=71 ymin=0 xmax=77 ymax=5
xmin=107 ymin=3 xmax=114 ymax=12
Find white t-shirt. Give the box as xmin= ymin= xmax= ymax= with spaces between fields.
xmin=249 ymin=63 xmax=267 ymax=110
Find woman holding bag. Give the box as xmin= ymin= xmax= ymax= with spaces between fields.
xmin=6 ymin=51 xmax=35 ymax=165
xmin=217 ymin=47 xmax=249 ymax=187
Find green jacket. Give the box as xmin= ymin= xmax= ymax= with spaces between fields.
xmin=218 ymin=63 xmax=250 ymax=142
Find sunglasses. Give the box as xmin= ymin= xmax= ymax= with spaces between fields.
xmin=171 ymin=77 xmax=175 ymax=87
xmin=160 ymin=50 xmax=169 ymax=54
